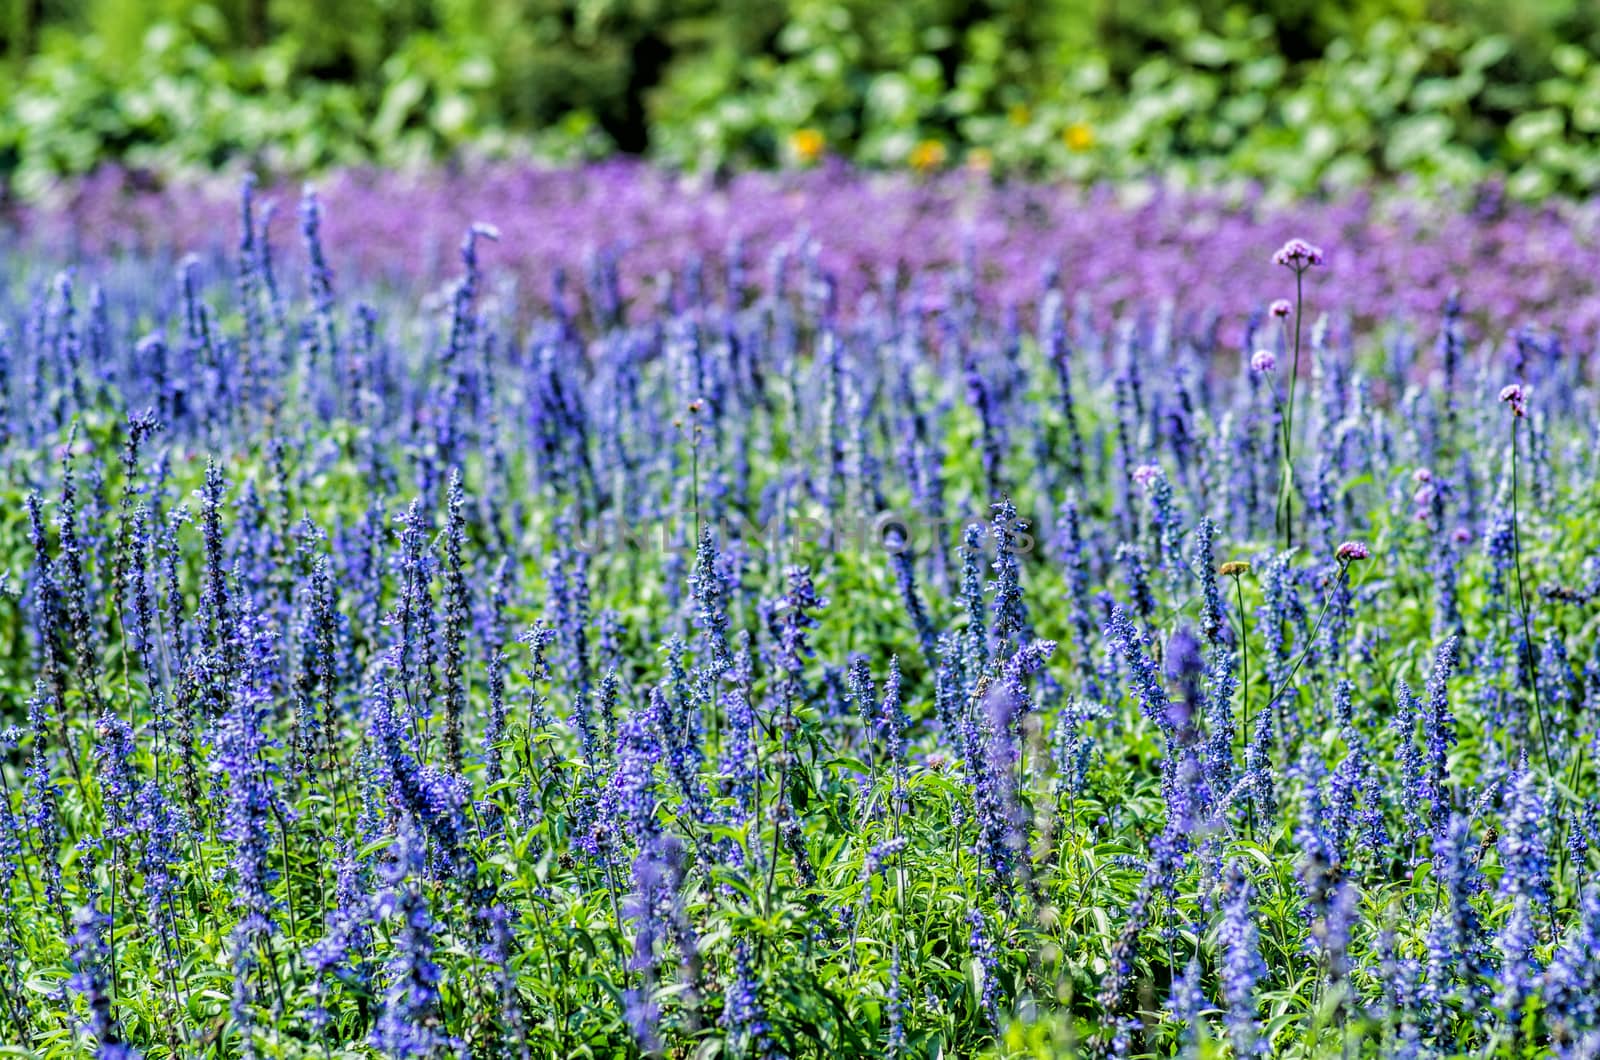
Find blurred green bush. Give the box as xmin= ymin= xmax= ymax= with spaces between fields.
xmin=0 ymin=0 xmax=1598 ymax=198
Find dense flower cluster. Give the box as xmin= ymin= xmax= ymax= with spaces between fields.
xmin=0 ymin=176 xmax=1591 ymax=1060
xmin=1272 ymin=237 xmax=1326 ymax=270
xmin=26 ymin=164 xmax=1600 ymax=343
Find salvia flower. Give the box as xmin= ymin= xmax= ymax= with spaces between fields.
xmin=1219 ymin=862 xmax=1265 ymax=1056
xmin=1105 ymin=608 xmax=1173 ymax=735
xmin=886 ymin=944 xmax=906 ymax=1058
xmin=1498 ymin=763 xmax=1552 ymax=916
xmin=1170 ymin=958 xmax=1207 ymax=1058
xmin=690 ymin=524 xmax=733 ymax=675
xmin=967 ymin=908 xmax=1003 ymax=1034
xmin=1495 ymin=893 xmax=1540 ymax=1017
xmin=721 ymin=938 xmax=785 ymax=1059
xmin=66 ymin=901 xmax=137 ymax=1059
xmin=370 ymin=820 xmax=457 ymax=1059
xmin=1545 ymin=884 xmax=1600 ymax=1034
xmin=989 ymin=499 xmax=1031 ymax=658
xmin=1423 ymin=637 xmax=1461 ymax=828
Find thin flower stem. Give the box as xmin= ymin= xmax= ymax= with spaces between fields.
xmin=1262 ymin=558 xmax=1350 ymax=716
xmin=1233 ymin=574 xmax=1251 ymax=752
xmin=1279 ymin=268 xmax=1305 ymax=551
xmin=1508 ymin=417 xmax=1554 ymax=775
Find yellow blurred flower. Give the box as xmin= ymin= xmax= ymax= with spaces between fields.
xmin=1063 ymin=122 xmax=1095 ymax=152
xmin=1008 ymin=103 xmax=1031 ymax=127
xmin=909 ymin=139 xmax=948 ymax=173
xmin=790 ymin=128 xmax=825 ymax=164
xmin=965 ymin=147 xmax=993 ymax=173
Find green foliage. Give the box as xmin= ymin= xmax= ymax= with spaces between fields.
xmin=2 ymin=0 xmax=1600 ymax=197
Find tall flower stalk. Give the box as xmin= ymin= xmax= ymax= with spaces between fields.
xmin=1500 ymin=384 xmax=1554 ymax=776
xmin=1261 ymin=542 xmax=1367 ymax=723
xmin=1272 ymin=238 xmax=1323 ymax=550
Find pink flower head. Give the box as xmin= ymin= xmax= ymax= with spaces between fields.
xmin=1270 ymin=298 xmax=1292 ymax=318
xmin=1335 ymin=541 xmax=1371 ymax=564
xmin=1250 ymin=349 xmax=1277 ymax=373
xmin=1499 ymin=383 xmax=1527 ymax=418
xmin=1132 ymin=464 xmax=1163 ymax=489
xmin=1412 ymin=468 xmax=1433 ymax=484
xmin=1451 ymin=526 xmax=1473 ymax=545
xmin=1273 ymin=238 xmax=1325 ymax=270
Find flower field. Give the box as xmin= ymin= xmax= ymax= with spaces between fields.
xmin=1 ymin=172 xmax=1598 ymax=1059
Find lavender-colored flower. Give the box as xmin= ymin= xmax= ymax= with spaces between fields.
xmin=480 ymin=905 xmax=530 ymax=1060
xmin=440 ymin=469 xmax=470 ymax=776
xmin=1334 ymin=541 xmax=1370 ymax=563
xmin=1219 ymin=862 xmax=1265 ymax=1056
xmin=967 ymin=908 xmax=1003 ymax=1034
xmin=1115 ymin=543 xmax=1156 ymax=622
xmin=989 ymin=499 xmax=1031 ymax=659
xmin=1310 ymin=878 xmax=1360 ymax=985
xmin=198 ymin=459 xmax=235 ymax=671
xmin=26 ymin=684 xmax=68 ymax=932
xmin=885 ymin=529 xmax=938 ymax=666
xmin=1422 ymin=637 xmax=1461 ymax=828
xmin=721 ymin=938 xmax=785 ymax=1058
xmin=214 ymin=607 xmax=287 ymax=937
xmin=66 ymin=902 xmax=137 ymax=1060
xmin=1270 ymin=298 xmax=1292 ymax=317
xmin=1392 ymin=681 xmax=1428 ymax=849
xmin=958 ymin=523 xmax=990 ymax=681
xmin=1495 ymin=893 xmax=1540 ymax=1017
xmin=1498 ymin=764 xmax=1552 ymax=915
xmin=880 ymin=656 xmax=909 ymax=813
xmin=886 ymin=944 xmax=906 ymax=1057
xmin=1250 ymin=349 xmax=1277 ymax=373
xmin=1193 ymin=519 xmax=1228 ymax=649
xmin=1170 ymin=957 xmax=1207 ymax=1058
xmin=612 ymin=690 xmax=664 ymax=846
xmin=304 ymin=847 xmax=371 ymax=1033
xmin=1273 ymin=238 xmax=1325 ymax=270
xmin=1545 ymin=884 xmax=1600 ymax=1034
xmin=719 ymin=640 xmax=760 ymax=824
xmin=370 ymin=820 xmax=457 ymax=1059
xmin=690 ymin=524 xmax=733 ymax=675
xmin=846 ymin=655 xmax=877 ymax=744
xmin=1425 ymin=814 xmax=1489 ymax=1010
xmin=1105 ymin=608 xmax=1173 ymax=735
xmin=92 ymin=710 xmax=137 ymax=846
xmin=773 ymin=565 xmax=826 ymax=684
xmin=1499 ymin=383 xmax=1527 ymax=418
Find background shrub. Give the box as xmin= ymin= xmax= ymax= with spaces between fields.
xmin=0 ymin=0 xmax=1598 ymax=198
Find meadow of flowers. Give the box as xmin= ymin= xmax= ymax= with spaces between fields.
xmin=0 ymin=173 xmax=1598 ymax=1059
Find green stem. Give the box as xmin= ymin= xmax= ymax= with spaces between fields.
xmin=1262 ymin=558 xmax=1351 ymax=719
xmin=1280 ymin=268 xmax=1305 ymax=551
xmin=1233 ymin=573 xmax=1256 ymax=839
xmin=1234 ymin=575 xmax=1251 ymax=752
xmin=1508 ymin=418 xmax=1554 ymax=776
